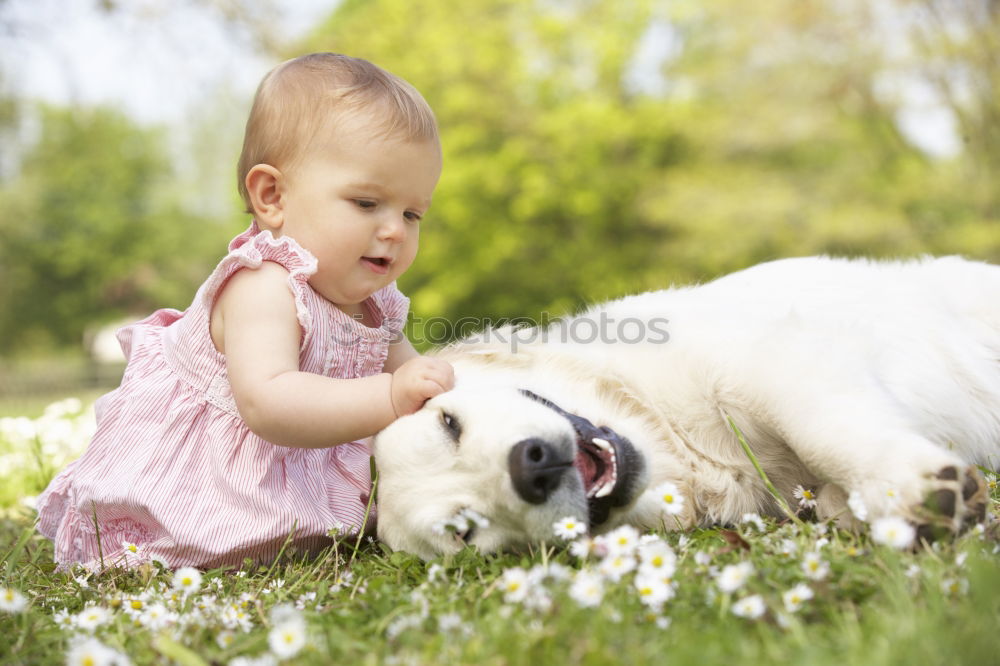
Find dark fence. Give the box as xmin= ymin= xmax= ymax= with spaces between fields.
xmin=0 ymin=357 xmax=125 ymax=400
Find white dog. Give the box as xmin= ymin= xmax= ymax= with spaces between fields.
xmin=373 ymin=256 xmax=999 ymax=559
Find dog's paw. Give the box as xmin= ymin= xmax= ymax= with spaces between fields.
xmin=912 ymin=465 xmax=988 ymax=543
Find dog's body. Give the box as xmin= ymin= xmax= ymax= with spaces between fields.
xmin=374 ymin=256 xmax=999 ymax=559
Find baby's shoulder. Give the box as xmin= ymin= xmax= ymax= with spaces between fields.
xmin=217 ymin=261 xmax=293 ymax=309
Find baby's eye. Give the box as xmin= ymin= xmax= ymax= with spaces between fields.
xmin=404 ymin=211 xmax=423 ymax=223
xmin=353 ymin=199 xmax=377 ymax=210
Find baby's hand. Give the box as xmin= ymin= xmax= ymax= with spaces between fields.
xmin=389 ymin=356 xmax=455 ymax=416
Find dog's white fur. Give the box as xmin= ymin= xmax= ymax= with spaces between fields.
xmin=374 ymin=256 xmax=1000 ymax=559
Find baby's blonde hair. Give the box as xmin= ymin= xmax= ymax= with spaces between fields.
xmin=237 ymin=53 xmax=439 ymax=213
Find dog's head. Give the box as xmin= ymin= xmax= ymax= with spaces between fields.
xmin=373 ymin=386 xmax=649 ymax=559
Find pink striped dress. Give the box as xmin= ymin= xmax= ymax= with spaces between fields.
xmin=36 ymin=223 xmax=408 ymax=570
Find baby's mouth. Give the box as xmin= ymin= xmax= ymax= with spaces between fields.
xmin=362 ymin=256 xmax=392 ymax=273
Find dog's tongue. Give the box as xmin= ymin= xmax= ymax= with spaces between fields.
xmin=574 ymin=446 xmax=600 ymax=486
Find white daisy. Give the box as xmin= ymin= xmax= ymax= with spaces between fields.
xmin=569 ymin=536 xmax=599 ymax=559
xmin=75 ymin=605 xmax=111 ymax=632
xmin=172 ymin=567 xmax=203 ymax=594
xmin=569 ymin=571 xmax=605 ymax=608
xmin=599 ymin=553 xmax=637 ymax=582
xmin=781 ymin=583 xmax=814 ymax=613
xmin=139 ymin=603 xmax=173 ymax=631
xmin=553 ymin=516 xmax=587 ymax=540
xmin=0 ymin=587 xmax=27 ymax=613
xmin=329 ymin=571 xmax=355 ymax=593
xmin=871 ymin=516 xmax=915 ymax=549
xmin=940 ymin=577 xmax=968 ymax=596
xmin=268 ymin=614 xmax=308 ymax=659
xmin=500 ymin=568 xmax=530 ymax=604
xmin=459 ymin=508 xmax=491 ymax=529
xmin=777 ymin=539 xmax=798 ymax=558
xmin=652 ymin=481 xmax=686 ymax=516
xmin=437 ymin=612 xmax=465 ymax=632
xmin=740 ymin=513 xmax=766 ymax=531
xmin=220 ymin=604 xmax=254 ymax=633
xmin=638 ymin=541 xmax=677 ymax=578
xmin=633 ymin=573 xmax=673 ymax=608
xmin=732 ymin=594 xmax=767 ymax=619
xmin=431 ymin=514 xmax=469 ymax=536
xmin=53 ymin=607 xmax=75 ymax=630
xmin=801 ymin=552 xmax=830 ymax=581
xmin=604 ymin=525 xmax=641 ymax=556
xmin=847 ymin=490 xmax=868 ymax=521
xmin=793 ymin=485 xmax=818 ymax=509
xmin=65 ymin=637 xmax=128 ymax=666
xmin=715 ymin=561 xmax=754 ymax=593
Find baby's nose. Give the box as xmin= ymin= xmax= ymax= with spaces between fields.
xmin=376 ymin=215 xmax=407 ymax=241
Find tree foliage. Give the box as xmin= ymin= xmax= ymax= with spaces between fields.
xmin=0 ymin=0 xmax=997 ymax=355
xmin=299 ymin=0 xmax=999 ymax=342
xmin=0 ymin=107 xmax=225 ymax=352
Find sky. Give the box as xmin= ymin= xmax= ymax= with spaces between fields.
xmin=1 ymin=0 xmax=336 ymax=126
xmin=0 ymin=0 xmax=961 ymax=158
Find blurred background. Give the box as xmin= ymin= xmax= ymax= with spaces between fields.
xmin=1 ymin=0 xmax=998 ymax=414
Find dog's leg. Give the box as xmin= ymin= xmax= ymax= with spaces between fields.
xmin=755 ymin=391 xmax=988 ymax=539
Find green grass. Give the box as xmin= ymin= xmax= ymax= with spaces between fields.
xmin=2 ymin=399 xmax=998 ymax=665
xmin=2 ymin=503 xmax=998 ymax=665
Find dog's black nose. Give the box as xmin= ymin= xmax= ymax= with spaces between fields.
xmin=508 ymin=438 xmax=572 ymax=504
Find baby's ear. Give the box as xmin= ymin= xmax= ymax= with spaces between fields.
xmin=245 ymin=164 xmax=285 ymax=233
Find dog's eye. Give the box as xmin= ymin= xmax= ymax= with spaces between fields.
xmin=441 ymin=411 xmax=462 ymax=440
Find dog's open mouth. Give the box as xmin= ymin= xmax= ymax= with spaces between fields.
xmin=575 ymin=435 xmax=617 ymax=499
xmin=521 ymin=390 xmax=645 ymax=529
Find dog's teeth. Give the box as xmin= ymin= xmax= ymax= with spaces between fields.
xmin=594 ymin=481 xmax=614 ymax=498
xmin=591 ymin=437 xmax=611 ymax=451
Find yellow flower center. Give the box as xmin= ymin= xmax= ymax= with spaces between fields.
xmin=663 ymin=494 xmax=674 ymax=503
xmin=131 ymin=600 xmax=143 ymax=610
xmin=803 ymin=489 xmax=815 ymax=499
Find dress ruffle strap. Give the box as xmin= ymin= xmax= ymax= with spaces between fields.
xmin=204 ymin=222 xmax=319 ymax=351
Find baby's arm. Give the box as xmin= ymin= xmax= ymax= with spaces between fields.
xmin=215 ymin=262 xmax=448 ymax=448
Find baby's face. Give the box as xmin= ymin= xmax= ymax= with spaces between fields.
xmin=277 ymin=125 xmax=442 ymax=309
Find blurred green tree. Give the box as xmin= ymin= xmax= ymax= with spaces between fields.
xmin=303 ymin=0 xmax=690 ymax=343
xmin=0 ymin=107 xmax=221 ymax=354
xmin=0 ymin=0 xmax=997 ymax=358
xmin=300 ymin=0 xmax=998 ymax=348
